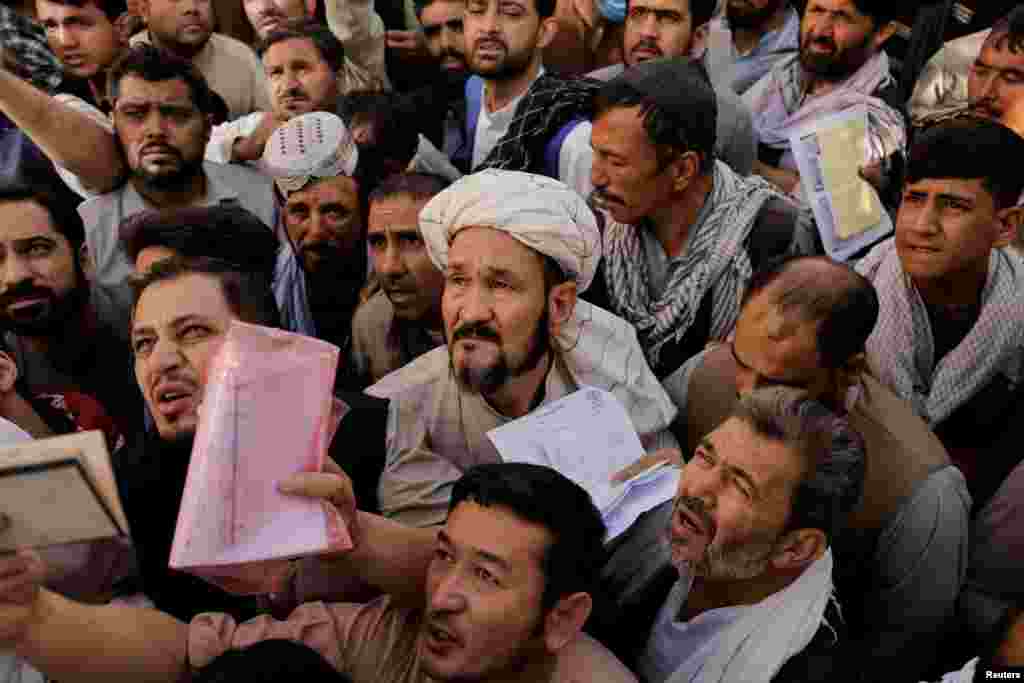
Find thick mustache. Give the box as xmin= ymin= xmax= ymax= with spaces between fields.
xmin=675 ymin=495 xmax=717 ymax=541
xmin=632 ymin=39 xmax=661 ymax=53
xmin=0 ymin=284 xmax=52 ymax=309
xmin=453 ymin=321 xmax=499 ymax=343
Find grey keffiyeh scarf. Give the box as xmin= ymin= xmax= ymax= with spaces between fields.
xmin=857 ymin=240 xmax=1024 ymax=425
xmin=604 ymin=161 xmax=783 ymax=369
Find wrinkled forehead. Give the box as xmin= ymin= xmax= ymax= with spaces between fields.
xmin=446 ymin=226 xmax=546 ymax=277
xmin=132 ymin=273 xmax=234 ymax=331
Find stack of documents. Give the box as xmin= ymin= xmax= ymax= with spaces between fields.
xmin=487 ymin=387 xmax=679 ymax=540
xmin=789 ymin=105 xmax=891 ymax=261
xmin=170 ymin=321 xmax=352 ymax=595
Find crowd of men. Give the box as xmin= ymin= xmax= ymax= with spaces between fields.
xmin=0 ymin=0 xmax=1020 ymax=681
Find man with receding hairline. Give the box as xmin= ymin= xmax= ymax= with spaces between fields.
xmin=662 ymin=253 xmax=969 ymax=681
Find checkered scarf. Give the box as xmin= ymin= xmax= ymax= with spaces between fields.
xmin=857 ymin=239 xmax=1024 ymax=425
xmin=477 ymin=73 xmax=601 ymax=174
xmin=748 ymin=52 xmax=906 ymax=165
xmin=0 ymin=5 xmax=61 ymax=94
xmin=603 ymin=161 xmax=782 ymax=371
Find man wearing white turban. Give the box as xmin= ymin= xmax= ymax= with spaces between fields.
xmin=367 ymin=169 xmax=680 ymax=530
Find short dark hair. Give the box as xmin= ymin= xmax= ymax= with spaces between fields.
xmin=449 ymin=463 xmax=607 ymax=612
xmin=257 ymin=20 xmax=346 ymax=74
xmin=195 ymin=641 xmax=350 ymax=683
xmin=596 ymin=59 xmax=716 ymax=173
xmin=0 ymin=179 xmax=85 ymax=250
xmin=38 ymin=0 xmax=128 ymax=22
xmin=848 ymin=0 xmax=899 ymax=28
xmin=623 ymin=0 xmax=716 ymax=27
xmin=130 ymin=256 xmax=282 ymax=330
xmin=988 ymin=6 xmax=1024 ymax=57
xmin=368 ymin=172 xmax=450 ymax=205
xmin=108 ymin=44 xmax=220 ymax=116
xmin=907 ymin=116 xmax=1024 ymax=210
xmin=119 ymin=205 xmax=279 ymax=280
xmin=742 ymin=255 xmax=879 ymax=369
xmin=731 ymin=388 xmax=865 ymax=546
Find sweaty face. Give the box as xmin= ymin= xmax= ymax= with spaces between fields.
xmin=367 ymin=194 xmax=445 ymax=325
xmin=725 ymin=0 xmax=787 ymax=31
xmin=464 ymin=0 xmax=543 ymax=81
xmin=131 ymin=274 xmax=235 ymax=443
xmin=590 ymin=105 xmax=678 ymax=226
xmin=668 ymin=417 xmax=804 ymax=582
xmin=799 ymin=0 xmax=880 ymax=82
xmin=623 ymin=0 xmax=693 ymax=67
xmin=37 ymin=0 xmax=121 ymax=79
xmin=283 ymin=177 xmax=364 ymax=277
xmin=968 ymin=37 xmax=1024 ymax=122
xmin=113 ymin=76 xmax=210 ymax=191
xmin=243 ymin=0 xmax=311 ymax=40
xmin=145 ymin=0 xmax=214 ymax=56
xmin=421 ymin=502 xmax=550 ymax=681
xmin=0 ymin=200 xmax=84 ymax=337
xmin=421 ymin=0 xmax=469 ymax=72
xmin=895 ymin=177 xmax=1003 ymax=288
xmin=443 ymin=227 xmax=550 ymax=397
xmin=265 ymin=38 xmax=340 ymax=121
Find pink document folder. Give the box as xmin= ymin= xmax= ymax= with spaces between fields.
xmin=169 ymin=321 xmax=353 ymax=595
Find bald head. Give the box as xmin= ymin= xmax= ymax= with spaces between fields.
xmin=742 ymin=256 xmax=879 ymax=368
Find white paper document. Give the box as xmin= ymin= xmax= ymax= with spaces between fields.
xmin=790 ymin=105 xmax=891 ymax=261
xmin=487 ymin=387 xmax=679 ymax=540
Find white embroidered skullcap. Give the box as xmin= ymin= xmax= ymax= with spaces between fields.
xmin=262 ymin=112 xmax=358 ymax=196
xmin=418 ymin=169 xmax=602 ymax=292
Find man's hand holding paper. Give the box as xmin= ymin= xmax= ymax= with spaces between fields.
xmin=169 ymin=322 xmax=356 ymax=595
xmin=0 ymin=550 xmax=45 ymax=645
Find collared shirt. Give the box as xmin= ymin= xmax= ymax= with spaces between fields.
xmin=471 ymin=76 xmax=536 ymax=169
xmin=705 ymin=5 xmax=800 ymax=96
xmin=130 ymin=32 xmax=271 ymax=120
xmin=77 ymin=161 xmax=277 ymax=337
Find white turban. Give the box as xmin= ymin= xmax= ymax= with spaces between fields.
xmin=418 ymin=169 xmax=602 ymax=293
xmin=262 ymin=112 xmax=358 ymax=197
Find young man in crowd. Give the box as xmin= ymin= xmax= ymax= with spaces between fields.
xmin=703 ymin=0 xmax=799 ymax=95
xmin=582 ymin=57 xmax=812 ymax=381
xmin=365 ymin=169 xmax=677 ymax=528
xmin=352 ymin=173 xmax=449 ymax=386
xmin=662 ymin=254 xmax=969 ymax=681
xmin=967 ymin=7 xmax=1024 ymax=134
xmin=0 ymin=0 xmax=130 ymax=195
xmin=857 ymin=118 xmax=1024 ymax=666
xmin=857 ymin=116 xmax=1024 ymax=508
xmin=585 ymin=0 xmax=757 ymax=176
xmin=745 ymin=0 xmax=905 ymax=200
xmin=130 ymin=0 xmax=270 ymax=119
xmin=0 ymin=463 xmax=636 ymax=682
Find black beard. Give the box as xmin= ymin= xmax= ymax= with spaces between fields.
xmin=726 ymin=0 xmax=785 ymax=31
xmin=450 ymin=310 xmax=551 ymax=396
xmin=470 ymin=45 xmax=535 ymax=82
xmin=0 ymin=280 xmax=88 ymax=338
xmin=135 ymin=158 xmax=205 ymax=193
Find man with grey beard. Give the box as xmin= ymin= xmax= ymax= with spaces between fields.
xmin=590 ymin=387 xmax=865 ymax=683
